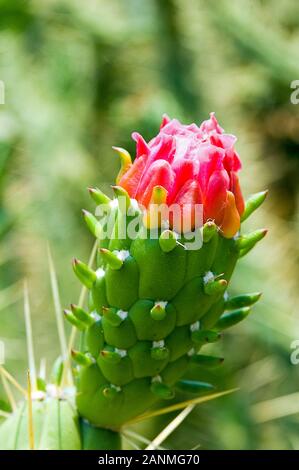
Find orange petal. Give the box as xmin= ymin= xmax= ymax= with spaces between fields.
xmin=230 ymin=172 xmax=245 ymax=216
xmin=204 ymin=170 xmax=229 ymax=225
xmin=220 ymin=191 xmax=240 ymax=238
xmin=118 ymin=155 xmax=147 ymax=198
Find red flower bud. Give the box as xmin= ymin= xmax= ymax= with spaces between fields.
xmin=118 ymin=113 xmax=245 ymax=238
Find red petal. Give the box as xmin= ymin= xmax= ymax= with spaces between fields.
xmin=136 ymin=160 xmax=174 ymax=208
xmin=174 ymin=179 xmax=202 ymax=206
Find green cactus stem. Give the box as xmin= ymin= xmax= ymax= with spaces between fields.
xmin=68 ymin=187 xmax=267 ymax=436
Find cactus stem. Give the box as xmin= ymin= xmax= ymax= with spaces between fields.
xmin=88 ymin=187 xmax=111 ymax=205
xmin=236 ymin=229 xmax=268 ymax=252
xmin=202 ymin=221 xmax=217 ymax=243
xmin=150 ymin=301 xmax=167 ymax=320
xmin=151 ymin=380 xmax=175 ymax=400
xmin=241 ymin=190 xmax=268 ymax=222
xmin=190 ymin=321 xmax=200 ymax=332
xmin=100 ymin=349 xmax=122 ymax=364
xmin=102 ymin=384 xmax=122 ymax=399
xmin=111 ymin=185 xmax=131 ymax=212
xmin=71 ymin=350 xmax=94 ymax=366
xmin=191 ymin=329 xmax=222 ymax=344
xmin=82 ymin=209 xmax=101 ymax=238
xmin=204 ymin=278 xmax=227 ymax=296
xmin=70 ymin=304 xmax=94 ymax=327
xmin=102 ymin=306 xmax=123 ymax=326
xmin=159 ymin=230 xmax=178 ymax=253
xmin=190 ymin=354 xmax=224 ymax=368
xmin=72 ymin=258 xmax=97 ymax=289
xmin=64 ymin=309 xmax=86 ymax=331
xmin=100 ymin=248 xmax=124 ymax=270
xmin=151 ymin=341 xmax=169 ymax=360
xmin=225 ymin=292 xmax=262 ymax=309
xmin=215 ymin=307 xmax=251 ymax=330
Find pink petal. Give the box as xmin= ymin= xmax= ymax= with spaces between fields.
xmin=168 ymin=159 xmax=197 ymax=203
xmin=148 ymin=133 xmax=176 ymax=164
xmin=200 ymin=112 xmax=224 ymax=135
xmin=197 ymin=144 xmax=225 ymax=194
xmin=132 ymin=132 xmax=150 ymax=158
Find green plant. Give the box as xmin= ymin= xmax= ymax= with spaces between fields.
xmin=0 ymin=114 xmax=267 ymax=450
xmin=70 ymin=115 xmax=267 ymax=448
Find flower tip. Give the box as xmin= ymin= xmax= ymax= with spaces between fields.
xmin=111 ymin=184 xmax=128 ymax=195
xmin=150 ymin=185 xmax=168 ymax=205
xmin=160 ymin=113 xmax=171 ymax=128
xmin=206 ymin=220 xmax=216 ymax=227
xmin=131 ymin=131 xmax=139 ymax=141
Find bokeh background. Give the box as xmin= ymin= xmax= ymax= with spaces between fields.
xmin=1 ymin=0 xmax=299 ymax=450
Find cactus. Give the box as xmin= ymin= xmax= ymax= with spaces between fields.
xmin=69 ymin=114 xmax=268 ymax=446
xmin=0 ymin=114 xmax=267 ymax=450
xmin=0 ymin=394 xmax=81 ymax=450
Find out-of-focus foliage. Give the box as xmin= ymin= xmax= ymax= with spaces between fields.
xmin=0 ymin=0 xmax=299 ymax=449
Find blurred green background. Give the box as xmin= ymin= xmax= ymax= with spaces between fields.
xmin=1 ymin=0 xmax=299 ymax=450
